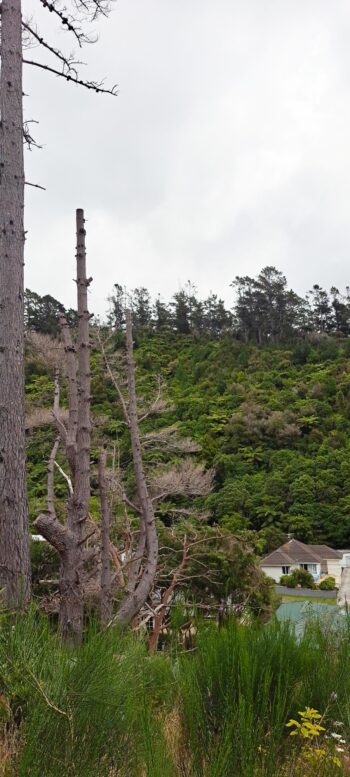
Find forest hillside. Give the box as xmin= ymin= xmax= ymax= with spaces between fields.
xmin=26 ymin=267 xmax=350 ymax=557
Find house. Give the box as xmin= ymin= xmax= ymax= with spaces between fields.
xmin=260 ymin=539 xmax=350 ymax=586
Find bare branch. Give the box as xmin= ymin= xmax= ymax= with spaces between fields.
xmin=54 ymin=461 xmax=73 ymax=496
xmin=22 ymin=21 xmax=80 ymax=73
xmin=25 ymin=181 xmax=46 ymax=191
xmin=23 ymin=59 xmax=118 ymax=95
xmin=138 ymin=376 xmax=168 ymax=423
xmin=149 ymin=459 xmax=214 ymax=502
xmin=37 ymin=0 xmax=87 ymax=45
xmin=47 ymin=437 xmax=60 ymax=516
xmin=98 ymin=329 xmax=130 ymax=425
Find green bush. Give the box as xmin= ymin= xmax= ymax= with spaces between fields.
xmin=318 ymin=576 xmax=336 ymax=590
xmin=279 ymin=569 xmax=315 ymax=589
xmin=279 ymin=574 xmax=295 ymax=588
xmin=290 ymin=568 xmax=316 ymax=589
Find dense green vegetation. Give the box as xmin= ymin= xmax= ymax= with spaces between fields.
xmin=1 ymin=608 xmax=349 ymax=776
xmin=27 ymin=329 xmax=350 ymax=551
xmin=169 ymin=335 xmax=350 ymax=549
xmin=144 ymin=332 xmax=350 ymax=549
xmin=4 ymin=272 xmax=350 ymax=775
xmin=25 ymin=269 xmax=350 ymax=559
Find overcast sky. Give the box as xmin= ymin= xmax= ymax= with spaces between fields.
xmin=24 ymin=0 xmax=350 ymax=314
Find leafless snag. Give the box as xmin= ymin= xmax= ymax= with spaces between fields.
xmin=35 ymin=209 xmax=91 ymax=644
xmin=98 ymin=449 xmax=112 ymax=626
xmin=98 ymin=313 xmax=160 ymax=626
xmin=115 ymin=311 xmax=159 ymax=625
xmin=0 ymin=0 xmax=116 ymax=610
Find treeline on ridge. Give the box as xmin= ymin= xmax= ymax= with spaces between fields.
xmin=25 ymin=265 xmax=350 ymax=342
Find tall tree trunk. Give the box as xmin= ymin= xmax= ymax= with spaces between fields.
xmin=60 ymin=209 xmax=90 ymax=642
xmin=35 ymin=210 xmax=91 ymax=643
xmin=116 ymin=310 xmax=158 ymax=625
xmin=0 ymin=0 xmax=31 ymax=607
xmin=73 ymin=208 xmax=91 ymax=536
xmin=99 ymin=449 xmax=112 ymax=626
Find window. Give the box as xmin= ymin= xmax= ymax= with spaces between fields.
xmin=300 ymin=563 xmax=317 ymax=573
xmin=282 ymin=566 xmax=290 ymax=575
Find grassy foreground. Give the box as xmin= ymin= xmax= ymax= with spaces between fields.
xmin=1 ymin=609 xmax=350 ymax=776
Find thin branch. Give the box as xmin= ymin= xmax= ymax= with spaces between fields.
xmin=23 ymin=59 xmax=118 ymax=95
xmin=138 ymin=375 xmax=163 ymax=423
xmin=54 ymin=461 xmax=73 ymax=496
xmin=52 ymin=409 xmax=68 ymax=445
xmin=37 ymin=0 xmax=87 ymax=45
xmin=25 ymin=181 xmax=46 ymax=191
xmin=77 ymin=528 xmax=96 ymax=547
xmin=47 ymin=437 xmax=60 ymax=516
xmin=122 ymin=492 xmax=141 ymax=515
xmin=98 ymin=330 xmax=130 ymax=424
xmin=109 ymin=543 xmax=125 ymax=588
xmin=22 ymin=21 xmax=81 ymax=72
xmin=26 ymin=666 xmax=71 ymax=721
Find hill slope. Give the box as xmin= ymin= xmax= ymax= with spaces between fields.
xmin=26 ymin=330 xmax=350 ymax=553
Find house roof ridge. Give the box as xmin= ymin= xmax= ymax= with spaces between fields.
xmin=261 ymin=538 xmax=340 ymax=565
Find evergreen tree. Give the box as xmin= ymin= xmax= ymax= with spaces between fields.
xmin=153 ymin=296 xmax=172 ymax=330
xmin=107 ymin=283 xmax=125 ymax=331
xmin=171 ymin=290 xmax=191 ymax=334
xmin=24 ymin=290 xmax=67 ymax=336
xmin=309 ymin=285 xmax=334 ymax=332
xmin=132 ymin=287 xmax=152 ymax=328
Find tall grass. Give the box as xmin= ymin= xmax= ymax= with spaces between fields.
xmin=1 ymin=608 xmax=350 ymax=776
xmin=178 ymin=616 xmax=350 ymax=776
xmin=0 ymin=608 xmax=174 ymax=776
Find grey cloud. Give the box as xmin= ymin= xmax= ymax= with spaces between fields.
xmin=23 ymin=0 xmax=350 ymax=313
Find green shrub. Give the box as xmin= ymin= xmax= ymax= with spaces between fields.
xmin=319 ymin=576 xmax=336 ymax=590
xmin=279 ymin=569 xmax=316 ymax=589
xmin=290 ymin=568 xmax=316 ymax=589
xmin=279 ymin=574 xmax=295 ymax=587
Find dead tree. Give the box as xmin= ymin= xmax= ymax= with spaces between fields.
xmin=0 ymin=0 xmax=116 ymax=611
xmin=99 ymin=449 xmax=112 ymax=626
xmin=115 ymin=311 xmax=159 ymax=625
xmin=35 ymin=209 xmax=91 ymax=643
xmin=99 ymin=311 xmax=159 ymax=626
xmin=0 ymin=0 xmax=31 ymax=609
xmin=148 ymin=537 xmax=190 ymax=654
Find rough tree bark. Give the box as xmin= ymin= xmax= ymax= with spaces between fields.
xmin=0 ymin=0 xmax=31 ymax=607
xmin=35 ymin=209 xmax=91 ymax=643
xmin=115 ymin=310 xmax=159 ymax=625
xmin=99 ymin=449 xmax=112 ymax=626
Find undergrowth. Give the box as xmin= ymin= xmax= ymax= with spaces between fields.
xmin=1 ymin=608 xmax=350 ymax=776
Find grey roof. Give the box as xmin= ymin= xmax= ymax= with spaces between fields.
xmin=310 ymin=545 xmax=342 ymax=560
xmin=261 ymin=539 xmax=341 ymax=567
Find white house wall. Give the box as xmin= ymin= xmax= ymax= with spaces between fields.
xmin=261 ymin=566 xmax=283 ymax=582
xmin=261 ymin=562 xmax=321 ymax=584
xmin=327 ymin=560 xmax=342 ymax=586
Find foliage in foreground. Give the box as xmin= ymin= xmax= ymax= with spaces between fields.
xmin=1 ymin=609 xmax=350 ymax=776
